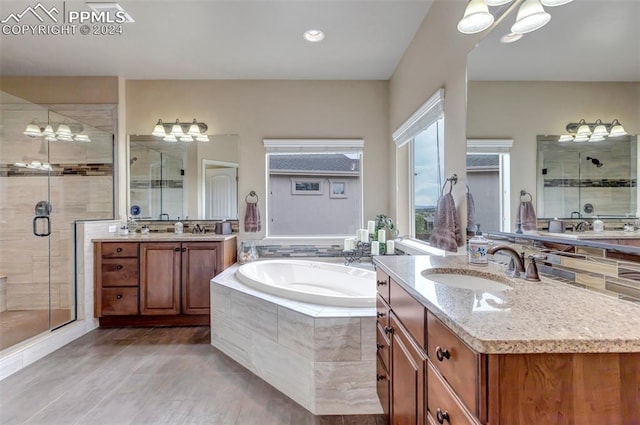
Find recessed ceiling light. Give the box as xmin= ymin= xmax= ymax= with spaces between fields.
xmin=303 ymin=29 xmax=325 ymax=43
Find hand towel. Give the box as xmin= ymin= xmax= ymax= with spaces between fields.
xmin=429 ymin=192 xmax=463 ymax=252
xmin=244 ymin=202 xmax=261 ymax=232
xmin=518 ymin=201 xmax=537 ymax=231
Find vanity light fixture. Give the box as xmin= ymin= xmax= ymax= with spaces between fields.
xmin=457 ymin=0 xmax=573 ymax=41
xmin=23 ymin=119 xmax=91 ymax=142
xmin=559 ymin=118 xmax=628 ymax=142
xmin=151 ymin=118 xmax=209 ymax=142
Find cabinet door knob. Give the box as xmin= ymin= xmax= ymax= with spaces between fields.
xmin=116 ymin=264 xmax=123 ymax=270
xmin=376 ymin=374 xmax=386 ymax=382
xmin=376 ymin=280 xmax=387 ymax=286
xmin=384 ymin=326 xmax=393 ymax=335
xmin=174 ymin=247 xmax=181 ymax=252
xmin=376 ymin=343 xmax=384 ymax=351
xmin=436 ymin=408 xmax=450 ymax=424
xmin=116 ymin=294 xmax=123 ymax=300
xmin=435 ymin=346 xmax=451 ymax=362
xmin=116 ymin=247 xmax=122 ymax=253
xmin=376 ymin=312 xmax=385 ymax=318
xmin=182 ymin=247 xmax=187 ymax=252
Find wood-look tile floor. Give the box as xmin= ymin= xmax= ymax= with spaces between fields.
xmin=0 ymin=326 xmax=386 ymax=425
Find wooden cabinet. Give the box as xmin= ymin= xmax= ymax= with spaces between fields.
xmin=390 ymin=312 xmax=426 ymax=425
xmin=95 ymin=242 xmax=139 ymax=316
xmin=95 ymin=237 xmax=236 ymax=326
xmin=139 ymin=242 xmax=182 ymax=315
xmin=376 ymin=268 xmax=640 ymax=425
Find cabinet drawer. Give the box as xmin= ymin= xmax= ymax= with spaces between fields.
xmin=427 ymin=311 xmax=479 ymax=414
xmin=101 ymin=287 xmax=138 ymax=315
xmin=427 ymin=361 xmax=480 ymax=425
xmin=376 ymin=269 xmax=390 ymax=302
xmin=390 ymin=278 xmax=426 ymax=347
xmin=376 ymin=354 xmax=390 ymax=420
xmin=376 ymin=322 xmax=391 ymax=370
xmin=101 ymin=258 xmax=139 ymax=287
xmin=101 ymin=242 xmax=138 ymax=258
xmin=376 ymin=293 xmax=390 ymax=328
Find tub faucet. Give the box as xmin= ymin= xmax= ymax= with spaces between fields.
xmin=159 ymin=213 xmax=169 ymax=220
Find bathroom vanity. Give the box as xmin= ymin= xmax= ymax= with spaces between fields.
xmin=373 ymin=255 xmax=640 ymax=425
xmin=93 ymin=233 xmax=236 ymax=326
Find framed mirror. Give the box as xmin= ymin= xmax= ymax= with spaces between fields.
xmin=128 ymin=134 xmax=239 ymax=220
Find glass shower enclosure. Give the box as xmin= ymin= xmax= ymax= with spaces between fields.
xmin=0 ymin=91 xmax=114 ymax=351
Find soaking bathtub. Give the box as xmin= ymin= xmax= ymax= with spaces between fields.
xmin=234 ymin=259 xmax=376 ymax=307
xmin=210 ymin=259 xmax=381 ymax=415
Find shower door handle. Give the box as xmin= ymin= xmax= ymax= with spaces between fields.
xmin=33 ymin=215 xmax=51 ymax=237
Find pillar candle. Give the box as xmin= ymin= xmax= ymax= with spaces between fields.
xmin=357 ymin=229 xmax=369 ymax=242
xmin=386 ymin=240 xmax=395 ymax=255
xmin=343 ymin=239 xmax=350 ymax=251
xmin=367 ymin=220 xmax=376 ymax=235
xmin=348 ymin=238 xmax=357 ymax=250
xmin=378 ymin=229 xmax=386 ymax=243
xmin=371 ymin=241 xmax=380 ymax=256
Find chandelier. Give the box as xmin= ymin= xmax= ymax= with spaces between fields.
xmin=24 ymin=119 xmax=90 ymax=142
xmin=151 ymin=118 xmax=209 ymax=142
xmin=559 ymin=119 xmax=628 ymax=143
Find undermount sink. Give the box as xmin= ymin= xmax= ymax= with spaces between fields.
xmin=422 ymin=271 xmax=513 ymax=292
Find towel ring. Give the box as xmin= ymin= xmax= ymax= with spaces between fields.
xmin=441 ymin=174 xmax=458 ymax=194
xmin=245 ymin=191 xmax=259 ymax=204
xmin=520 ymin=190 xmax=532 ymax=202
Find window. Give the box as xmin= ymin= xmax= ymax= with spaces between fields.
xmin=393 ymin=89 xmax=445 ymax=243
xmin=411 ymin=118 xmax=444 ymax=241
xmin=265 ymin=139 xmax=363 ymax=237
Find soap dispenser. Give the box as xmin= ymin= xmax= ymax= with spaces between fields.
xmin=468 ymin=225 xmax=488 ymax=266
xmin=593 ymin=216 xmax=604 ymax=233
xmin=174 ymin=217 xmax=184 ymax=234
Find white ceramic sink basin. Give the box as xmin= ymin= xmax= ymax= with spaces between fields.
xmin=423 ymin=273 xmax=512 ymax=292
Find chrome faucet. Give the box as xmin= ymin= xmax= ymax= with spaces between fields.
xmin=159 ymin=213 xmax=169 ymax=220
xmin=487 ymin=245 xmax=543 ymax=282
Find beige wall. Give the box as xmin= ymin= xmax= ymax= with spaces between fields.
xmin=388 ymin=0 xmax=481 ymax=237
xmin=468 ymin=81 xmax=640 ymax=225
xmin=126 ymin=80 xmax=389 ymax=238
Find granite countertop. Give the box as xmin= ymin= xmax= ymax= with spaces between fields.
xmin=534 ymin=230 xmax=640 ymax=240
xmin=93 ymin=233 xmax=237 ymax=242
xmin=373 ymin=255 xmax=640 ymax=354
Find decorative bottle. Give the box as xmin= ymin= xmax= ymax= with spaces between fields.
xmin=174 ymin=217 xmax=184 ymax=234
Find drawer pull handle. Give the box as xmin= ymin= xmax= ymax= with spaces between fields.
xmin=376 ymin=343 xmax=384 ymax=351
xmin=436 ymin=408 xmax=450 ymax=424
xmin=116 ymin=264 xmax=123 ymax=270
xmin=376 ymin=280 xmax=387 ymax=286
xmin=376 ymin=374 xmax=386 ymax=382
xmin=116 ymin=247 xmax=122 ymax=253
xmin=435 ymin=346 xmax=451 ymax=362
xmin=384 ymin=326 xmax=393 ymax=335
xmin=376 ymin=312 xmax=385 ymax=318
xmin=116 ymin=294 xmax=123 ymax=300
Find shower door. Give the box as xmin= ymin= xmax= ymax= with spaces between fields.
xmin=0 ymin=92 xmax=114 ymax=351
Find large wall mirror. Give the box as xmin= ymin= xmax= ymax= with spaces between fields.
xmin=466 ymin=1 xmax=639 ymax=230
xmin=128 ymin=134 xmax=239 ymax=220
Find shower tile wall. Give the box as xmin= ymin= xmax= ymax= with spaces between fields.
xmin=541 ymin=141 xmax=637 ymax=217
